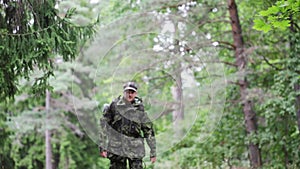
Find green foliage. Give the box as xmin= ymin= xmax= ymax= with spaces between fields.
xmin=0 ymin=0 xmax=97 ymax=99
xmin=0 ymin=1 xmax=100 ymax=168
xmin=169 ymin=84 xmax=249 ymax=169
xmin=1 ymin=0 xmax=300 ymax=169
xmin=56 ymin=125 xmax=109 ymax=169
xmin=256 ymin=67 xmax=300 ymax=167
xmin=3 ymin=60 xmax=102 ymax=169
xmin=253 ymin=0 xmax=299 ymax=32
xmin=0 ymin=110 xmax=14 ymax=168
xmin=10 ymin=132 xmax=44 ymax=169
xmin=251 ymin=4 xmax=300 ymax=167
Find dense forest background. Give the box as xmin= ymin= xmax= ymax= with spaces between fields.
xmin=1 ymin=0 xmax=300 ymax=168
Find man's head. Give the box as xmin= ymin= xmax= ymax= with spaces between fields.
xmin=123 ymin=81 xmax=138 ymax=102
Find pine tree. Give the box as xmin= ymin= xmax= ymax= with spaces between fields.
xmin=0 ymin=0 xmax=97 ymax=99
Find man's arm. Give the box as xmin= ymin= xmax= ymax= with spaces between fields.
xmin=98 ymin=103 xmax=114 ymax=156
xmin=135 ymin=97 xmax=156 ymax=162
xmin=141 ymin=112 xmax=156 ymax=160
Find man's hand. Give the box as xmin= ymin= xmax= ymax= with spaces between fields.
xmin=100 ymin=151 xmax=107 ymax=158
xmin=150 ymin=157 xmax=156 ymax=163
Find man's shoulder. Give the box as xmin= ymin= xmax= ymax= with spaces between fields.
xmin=103 ymin=96 xmax=121 ymax=113
xmin=109 ymin=95 xmax=121 ymax=105
xmin=134 ymin=97 xmax=143 ymax=104
xmin=133 ymin=97 xmax=145 ymax=111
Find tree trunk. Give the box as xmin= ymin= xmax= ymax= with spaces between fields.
xmin=45 ymin=89 xmax=53 ymax=169
xmin=227 ymin=0 xmax=262 ymax=168
xmin=172 ymin=67 xmax=184 ymax=137
xmin=289 ymin=17 xmax=300 ymax=132
xmin=295 ymin=84 xmax=300 ymax=132
xmin=53 ymin=143 xmax=60 ymax=169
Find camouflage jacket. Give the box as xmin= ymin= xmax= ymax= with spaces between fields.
xmin=99 ymin=96 xmax=156 ymax=158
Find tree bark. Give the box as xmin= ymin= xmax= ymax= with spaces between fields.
xmin=45 ymin=89 xmax=53 ymax=169
xmin=53 ymin=142 xmax=60 ymax=169
xmin=289 ymin=17 xmax=300 ymax=133
xmin=172 ymin=75 xmax=184 ymax=121
xmin=227 ymin=0 xmax=262 ymax=168
xmin=172 ymin=65 xmax=184 ymax=137
xmin=295 ymin=84 xmax=300 ymax=132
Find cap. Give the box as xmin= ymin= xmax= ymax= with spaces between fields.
xmin=123 ymin=82 xmax=138 ymax=92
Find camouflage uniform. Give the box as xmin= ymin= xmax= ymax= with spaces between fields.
xmin=99 ymin=96 xmax=156 ymax=169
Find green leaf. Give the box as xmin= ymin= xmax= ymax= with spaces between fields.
xmin=272 ymin=20 xmax=290 ymax=30
xmin=259 ymin=6 xmax=280 ymax=16
xmin=253 ymin=19 xmax=272 ymax=32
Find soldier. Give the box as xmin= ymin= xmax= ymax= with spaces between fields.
xmin=99 ymin=82 xmax=156 ymax=169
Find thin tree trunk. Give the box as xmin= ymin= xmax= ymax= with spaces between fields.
xmin=295 ymin=84 xmax=300 ymax=132
xmin=53 ymin=143 xmax=60 ymax=169
xmin=283 ymin=116 xmax=289 ymax=168
xmin=45 ymin=89 xmax=53 ymax=169
xmin=227 ymin=0 xmax=262 ymax=168
xmin=289 ymin=16 xmax=300 ymax=132
xmin=171 ymin=68 xmax=184 ymax=166
xmin=172 ymin=67 xmax=184 ymax=137
xmin=172 ymin=76 xmax=184 ymax=122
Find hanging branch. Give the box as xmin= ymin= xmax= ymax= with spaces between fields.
xmin=261 ymin=55 xmax=283 ymax=71
xmin=0 ymin=1 xmax=98 ymax=99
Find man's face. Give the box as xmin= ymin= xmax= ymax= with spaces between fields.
xmin=124 ymin=90 xmax=137 ymax=102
